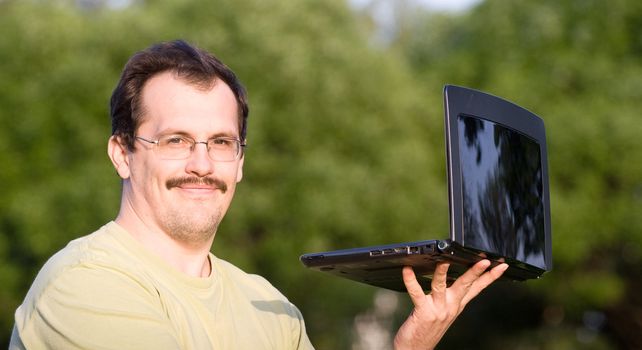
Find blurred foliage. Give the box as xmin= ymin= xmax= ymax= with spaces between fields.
xmin=1 ymin=0 xmax=641 ymax=349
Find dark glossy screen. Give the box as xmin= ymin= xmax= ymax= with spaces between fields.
xmin=458 ymin=114 xmax=546 ymax=269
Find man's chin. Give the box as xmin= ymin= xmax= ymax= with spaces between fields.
xmin=163 ymin=218 xmax=219 ymax=245
xmin=158 ymin=206 xmax=223 ymax=243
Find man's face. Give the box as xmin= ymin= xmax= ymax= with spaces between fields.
xmin=116 ymin=71 xmax=244 ymax=245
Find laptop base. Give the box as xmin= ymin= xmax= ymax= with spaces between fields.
xmin=300 ymin=240 xmax=544 ymax=292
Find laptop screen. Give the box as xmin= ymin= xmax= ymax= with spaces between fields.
xmin=457 ymin=114 xmax=547 ymax=270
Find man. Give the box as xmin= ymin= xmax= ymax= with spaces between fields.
xmin=11 ymin=40 xmax=508 ymax=349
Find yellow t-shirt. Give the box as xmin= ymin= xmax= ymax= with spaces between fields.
xmin=11 ymin=222 xmax=314 ymax=350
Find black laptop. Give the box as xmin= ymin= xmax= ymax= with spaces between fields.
xmin=300 ymin=85 xmax=552 ymax=292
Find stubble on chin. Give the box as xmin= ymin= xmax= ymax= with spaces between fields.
xmin=160 ymin=207 xmax=222 ymax=246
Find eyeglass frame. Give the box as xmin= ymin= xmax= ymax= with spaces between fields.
xmin=135 ymin=134 xmax=246 ymax=162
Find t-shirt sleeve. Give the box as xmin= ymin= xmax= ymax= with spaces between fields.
xmin=291 ymin=303 xmax=315 ymax=350
xmin=12 ymin=264 xmax=181 ymax=350
xmin=248 ymin=274 xmax=315 ymax=350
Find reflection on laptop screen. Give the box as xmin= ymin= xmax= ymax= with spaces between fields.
xmin=457 ymin=114 xmax=546 ymax=270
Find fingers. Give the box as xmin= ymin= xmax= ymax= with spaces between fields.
xmin=455 ymin=259 xmax=491 ymax=289
xmin=402 ymin=266 xmax=426 ymax=307
xmin=402 ymin=263 xmax=451 ymax=308
xmin=460 ymin=262 xmax=508 ymax=306
xmin=402 ymin=261 xmax=509 ymax=309
xmin=430 ymin=263 xmax=450 ymax=307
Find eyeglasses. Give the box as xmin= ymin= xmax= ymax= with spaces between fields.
xmin=135 ymin=134 xmax=246 ymax=162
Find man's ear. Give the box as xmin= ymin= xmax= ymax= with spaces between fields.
xmin=108 ymin=135 xmax=131 ymax=179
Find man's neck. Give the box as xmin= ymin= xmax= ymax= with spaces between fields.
xmin=114 ymin=213 xmax=214 ymax=278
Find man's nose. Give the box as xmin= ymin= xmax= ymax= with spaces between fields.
xmin=185 ymin=142 xmax=214 ymax=176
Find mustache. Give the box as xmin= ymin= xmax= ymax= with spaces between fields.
xmin=165 ymin=176 xmax=228 ymax=193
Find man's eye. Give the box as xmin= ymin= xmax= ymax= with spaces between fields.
xmin=164 ymin=136 xmax=189 ymax=146
xmin=211 ymin=138 xmax=232 ymax=146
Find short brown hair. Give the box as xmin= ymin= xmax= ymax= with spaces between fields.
xmin=110 ymin=40 xmax=249 ymax=150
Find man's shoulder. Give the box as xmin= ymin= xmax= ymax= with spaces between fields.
xmin=212 ymin=256 xmax=279 ymax=290
xmin=13 ymin=223 xmax=168 ymax=348
xmin=31 ymin=222 xmax=133 ymax=283
xmin=210 ymin=256 xmax=313 ymax=349
xmin=17 ymin=222 xmax=159 ymax=318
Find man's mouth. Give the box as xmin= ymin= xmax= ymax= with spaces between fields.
xmin=166 ymin=177 xmax=228 ymax=193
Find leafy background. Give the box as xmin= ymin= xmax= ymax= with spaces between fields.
xmin=1 ymin=0 xmax=641 ymax=348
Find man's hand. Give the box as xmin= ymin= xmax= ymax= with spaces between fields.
xmin=394 ymin=260 xmax=508 ymax=350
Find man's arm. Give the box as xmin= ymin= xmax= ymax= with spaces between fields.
xmin=394 ymin=260 xmax=508 ymax=350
